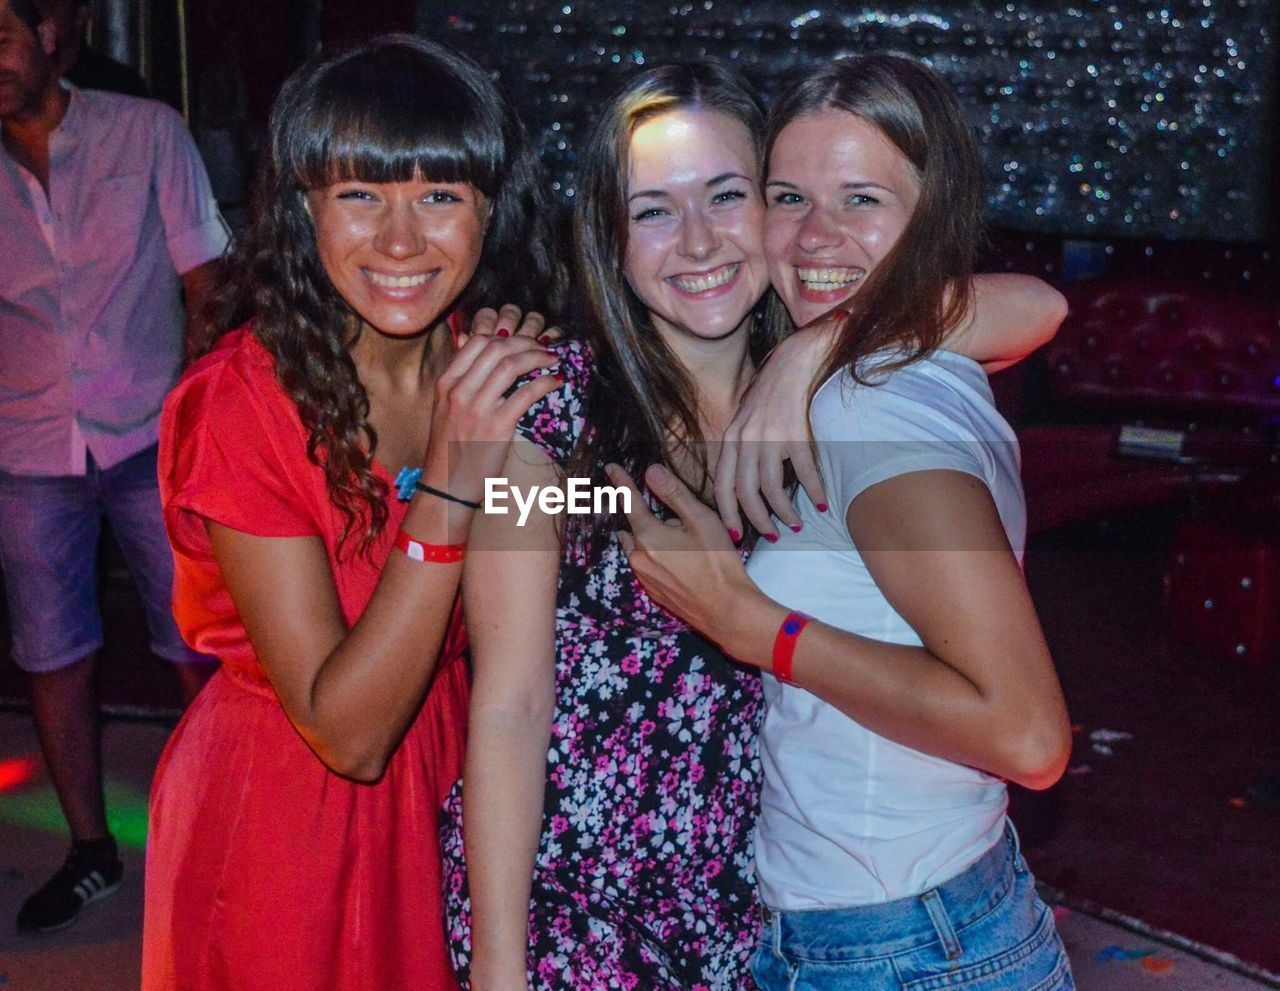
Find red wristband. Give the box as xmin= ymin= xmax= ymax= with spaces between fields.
xmin=394 ymin=530 xmax=466 ymax=564
xmin=771 ymin=610 xmax=811 ymax=685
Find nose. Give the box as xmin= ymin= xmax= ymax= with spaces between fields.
xmin=796 ymin=204 xmax=842 ymax=253
xmin=676 ymin=207 xmax=721 ymax=261
xmin=373 ymin=201 xmax=426 ymax=259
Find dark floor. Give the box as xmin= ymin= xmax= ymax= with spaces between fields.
xmin=2 ymin=508 xmax=1279 ymax=974
xmin=1013 ymin=511 xmax=1280 ymax=974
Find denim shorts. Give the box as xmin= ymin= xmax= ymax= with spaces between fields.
xmin=751 ymin=824 xmax=1074 ymax=991
xmin=0 ymin=444 xmax=207 ymax=672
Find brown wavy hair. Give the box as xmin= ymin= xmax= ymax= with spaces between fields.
xmin=764 ymin=53 xmax=983 ymax=394
xmin=203 ymin=34 xmax=565 ymax=556
xmin=568 ymin=60 xmax=780 ymax=559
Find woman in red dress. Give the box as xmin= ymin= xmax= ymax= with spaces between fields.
xmin=142 ymin=35 xmax=565 ymax=990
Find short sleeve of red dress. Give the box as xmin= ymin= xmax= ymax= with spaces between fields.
xmin=158 ymin=328 xmax=323 ymax=673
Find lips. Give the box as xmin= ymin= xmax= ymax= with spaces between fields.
xmin=666 ymin=262 xmax=741 ymax=296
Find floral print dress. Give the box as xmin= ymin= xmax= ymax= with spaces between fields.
xmin=441 ymin=341 xmax=763 ymax=990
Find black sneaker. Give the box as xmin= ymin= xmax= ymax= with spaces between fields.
xmin=16 ymin=837 xmax=123 ymax=934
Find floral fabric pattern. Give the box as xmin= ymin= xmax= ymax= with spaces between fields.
xmin=441 ymin=340 xmax=763 ymax=990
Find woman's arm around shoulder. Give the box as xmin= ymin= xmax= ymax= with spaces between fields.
xmin=945 ymin=274 xmax=1068 ymax=373
xmin=716 ymin=274 xmax=1064 ymax=536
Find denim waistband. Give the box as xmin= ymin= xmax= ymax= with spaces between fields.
xmin=763 ymin=822 xmax=1026 ymax=963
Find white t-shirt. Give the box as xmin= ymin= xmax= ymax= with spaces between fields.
xmin=747 ymin=349 xmax=1024 ymax=911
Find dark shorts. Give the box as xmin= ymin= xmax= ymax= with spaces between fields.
xmin=0 ymin=445 xmax=207 ymax=672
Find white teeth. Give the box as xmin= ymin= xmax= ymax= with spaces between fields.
xmin=668 ymin=263 xmax=740 ymax=294
xmin=796 ymin=267 xmax=863 ymax=291
xmin=367 ymin=271 xmax=432 ymax=288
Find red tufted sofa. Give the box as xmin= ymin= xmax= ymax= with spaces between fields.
xmin=991 ymin=280 xmax=1280 ymax=535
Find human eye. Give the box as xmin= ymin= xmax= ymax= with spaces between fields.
xmin=424 ymin=188 xmax=465 ymax=204
xmin=849 ymin=192 xmax=881 ymax=207
xmin=712 ymin=188 xmax=748 ymax=205
xmin=769 ymin=190 xmax=805 ymax=207
xmin=631 ymin=205 xmax=668 ymax=222
xmin=334 ymin=187 xmax=378 ymax=202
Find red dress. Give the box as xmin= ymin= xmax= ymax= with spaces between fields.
xmin=143 ymin=327 xmax=467 ymax=990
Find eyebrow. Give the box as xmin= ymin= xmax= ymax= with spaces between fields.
xmin=766 ymin=179 xmax=894 ymax=193
xmin=627 ymin=172 xmax=753 ymax=202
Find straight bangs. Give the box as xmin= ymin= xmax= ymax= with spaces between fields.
xmin=281 ymin=40 xmax=507 ymax=196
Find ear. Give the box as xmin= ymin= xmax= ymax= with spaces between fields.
xmin=36 ymin=18 xmax=58 ymax=58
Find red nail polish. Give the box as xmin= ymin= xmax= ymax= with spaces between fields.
xmin=728 ymin=528 xmax=741 ymax=543
xmin=816 ymin=503 xmax=829 ymax=513
xmin=764 ymin=533 xmax=779 ymax=543
xmin=539 ymin=335 xmax=553 ymax=345
xmin=554 ymin=374 xmax=565 ymax=383
xmin=789 ymin=523 xmax=803 ymax=533
xmin=496 ymin=328 xmax=510 ymax=337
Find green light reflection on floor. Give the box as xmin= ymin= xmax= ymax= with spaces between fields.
xmin=0 ymin=776 xmax=149 ymax=850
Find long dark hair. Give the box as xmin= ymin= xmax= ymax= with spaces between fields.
xmin=765 ymin=53 xmax=983 ymax=393
xmin=205 ymin=34 xmax=565 ymax=555
xmin=569 ymin=60 xmax=778 ymax=558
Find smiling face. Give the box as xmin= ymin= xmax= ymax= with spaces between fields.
xmin=622 ymin=109 xmax=768 ymax=345
xmin=765 ymin=109 xmax=921 ymax=328
xmin=306 ymin=176 xmax=488 ymax=338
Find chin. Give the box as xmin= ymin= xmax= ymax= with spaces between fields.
xmin=692 ymin=311 xmax=756 ymax=341
xmin=359 ymin=311 xmax=435 ymax=338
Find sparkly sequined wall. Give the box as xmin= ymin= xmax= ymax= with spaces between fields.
xmin=417 ymin=1 xmax=1276 ymax=242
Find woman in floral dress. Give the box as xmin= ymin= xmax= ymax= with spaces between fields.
xmin=441 ymin=62 xmax=771 ymax=991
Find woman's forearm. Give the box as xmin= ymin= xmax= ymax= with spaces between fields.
xmin=716 ymin=594 xmax=1068 ymax=790
xmin=464 ymin=701 xmax=555 ymax=991
xmin=207 ymin=487 xmax=470 ymax=781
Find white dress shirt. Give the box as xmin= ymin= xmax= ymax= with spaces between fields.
xmin=0 ymin=83 xmax=229 ymax=475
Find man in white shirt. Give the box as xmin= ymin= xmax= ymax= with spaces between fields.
xmin=0 ymin=0 xmax=227 ymax=933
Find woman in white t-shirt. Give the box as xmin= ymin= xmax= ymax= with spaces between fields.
xmin=610 ymin=53 xmax=1075 ymax=990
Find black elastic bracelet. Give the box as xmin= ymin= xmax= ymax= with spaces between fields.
xmin=416 ymin=481 xmax=483 ymax=510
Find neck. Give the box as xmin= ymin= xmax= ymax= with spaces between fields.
xmin=655 ymin=314 xmax=756 ymax=437
xmin=1 ymin=78 xmax=69 ymax=152
xmin=349 ymin=317 xmax=453 ymax=397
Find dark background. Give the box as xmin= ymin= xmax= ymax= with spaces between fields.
xmin=99 ymin=0 xmax=1279 ymax=295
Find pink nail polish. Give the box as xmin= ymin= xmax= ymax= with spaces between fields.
xmin=496 ymin=328 xmax=510 ymax=337
xmin=764 ymin=533 xmax=779 ymax=543
xmin=728 ymin=528 xmax=741 ymax=543
xmin=789 ymin=523 xmax=803 ymax=533
xmin=816 ymin=503 xmax=829 ymax=513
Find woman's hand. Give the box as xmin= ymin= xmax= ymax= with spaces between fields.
xmin=423 ymin=333 xmax=560 ymax=501
xmin=467 ymin=303 xmax=563 ymax=345
xmin=715 ymin=320 xmax=835 ymax=541
xmin=718 ymin=275 xmax=1066 ymax=538
xmin=609 ymin=463 xmax=765 ymax=645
